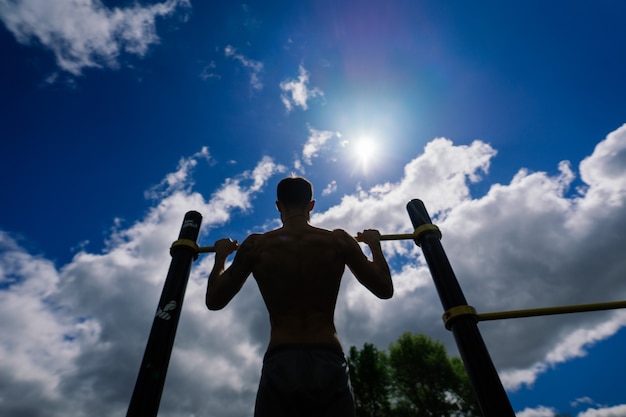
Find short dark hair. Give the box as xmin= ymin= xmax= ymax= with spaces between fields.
xmin=277 ymin=176 xmax=313 ymax=208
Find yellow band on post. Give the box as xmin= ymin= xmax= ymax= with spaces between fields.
xmin=442 ymin=305 xmax=477 ymax=330
xmin=413 ymin=224 xmax=442 ymax=246
xmin=170 ymin=239 xmax=200 ymax=260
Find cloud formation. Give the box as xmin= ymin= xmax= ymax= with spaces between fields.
xmin=322 ymin=180 xmax=338 ymax=196
xmin=578 ymin=405 xmax=626 ymax=417
xmin=301 ymin=126 xmax=341 ymax=166
xmin=145 ymin=146 xmax=212 ymax=199
xmin=517 ymin=406 xmax=556 ymax=417
xmin=0 ymin=0 xmax=190 ymax=75
xmin=225 ymin=45 xmax=264 ymax=91
xmin=280 ymin=65 xmax=323 ymax=111
xmin=0 ymin=152 xmax=284 ymax=416
xmin=1 ymin=125 xmax=625 ymax=416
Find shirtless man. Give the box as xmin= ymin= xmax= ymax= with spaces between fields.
xmin=206 ymin=176 xmax=393 ymax=417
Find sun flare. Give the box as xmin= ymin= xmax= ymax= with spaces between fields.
xmin=354 ymin=137 xmax=378 ymax=166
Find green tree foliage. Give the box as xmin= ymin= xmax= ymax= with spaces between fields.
xmin=347 ymin=343 xmax=391 ymax=417
xmin=389 ymin=333 xmax=463 ymax=417
xmin=449 ymin=357 xmax=481 ymax=417
xmin=349 ymin=332 xmax=480 ymax=417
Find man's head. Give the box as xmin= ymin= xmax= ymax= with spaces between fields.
xmin=276 ymin=176 xmax=314 ymax=213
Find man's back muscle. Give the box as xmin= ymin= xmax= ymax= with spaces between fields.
xmin=248 ymin=226 xmax=350 ymax=349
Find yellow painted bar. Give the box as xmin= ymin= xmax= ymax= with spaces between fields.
xmin=197 ymin=245 xmax=217 ymax=253
xmin=368 ymin=233 xmax=416 ymax=241
xmin=477 ymin=300 xmax=626 ymax=321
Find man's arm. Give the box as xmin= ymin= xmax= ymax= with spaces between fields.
xmin=341 ymin=229 xmax=393 ymax=299
xmin=206 ymin=236 xmax=255 ymax=310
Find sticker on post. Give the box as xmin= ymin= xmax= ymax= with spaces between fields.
xmin=182 ymin=220 xmax=198 ymax=229
xmin=156 ymin=300 xmax=177 ymax=320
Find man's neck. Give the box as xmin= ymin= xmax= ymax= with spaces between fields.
xmin=281 ymin=213 xmax=309 ymax=228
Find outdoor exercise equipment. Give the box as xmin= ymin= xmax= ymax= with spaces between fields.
xmin=126 ymin=201 xmax=625 ymax=417
xmin=127 ymin=211 xmax=202 ymax=417
xmin=184 ymin=227 xmax=441 ymax=254
xmin=406 ymin=199 xmax=515 ymax=416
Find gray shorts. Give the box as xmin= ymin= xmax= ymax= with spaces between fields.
xmin=254 ymin=345 xmax=355 ymax=417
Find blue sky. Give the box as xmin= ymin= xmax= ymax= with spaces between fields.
xmin=1 ymin=1 xmax=626 ymax=416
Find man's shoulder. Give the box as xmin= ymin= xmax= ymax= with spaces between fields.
xmin=242 ymin=232 xmax=263 ymax=242
xmin=308 ymin=226 xmax=353 ymax=240
xmin=330 ymin=228 xmax=352 ymax=239
xmin=250 ymin=226 xmax=353 ymax=244
xmin=242 ymin=230 xmax=282 ymax=246
xmin=237 ymin=233 xmax=263 ymax=252
xmin=248 ymin=232 xmax=265 ymax=238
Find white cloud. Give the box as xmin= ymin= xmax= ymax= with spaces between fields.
xmin=302 ymin=126 xmax=341 ymax=165
xmin=1 ymin=125 xmax=626 ymax=416
xmin=579 ymin=125 xmax=626 ymax=206
xmin=200 ymin=61 xmax=220 ymax=80
xmin=293 ymin=158 xmax=304 ymax=173
xmin=145 ymin=146 xmax=212 ymax=199
xmin=224 ymin=45 xmax=264 ymax=91
xmin=205 ymin=156 xmax=286 ymax=223
xmin=280 ymin=65 xmax=323 ymax=111
xmin=322 ymin=180 xmax=337 ymax=196
xmin=311 ymin=137 xmax=496 ymax=236
xmin=545 ymin=312 xmax=626 ymax=364
xmin=516 ymin=406 xmax=556 ymax=417
xmin=0 ymin=238 xmax=63 ymax=378
xmin=0 ymin=0 xmax=190 ymax=75
xmin=572 ymin=397 xmax=596 ymax=408
xmin=578 ymin=404 xmax=626 ymax=417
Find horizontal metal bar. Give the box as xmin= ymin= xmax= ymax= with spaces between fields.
xmin=195 ymin=232 xmax=419 ymax=253
xmin=376 ymin=233 xmax=416 ymax=241
xmin=477 ymin=300 xmax=626 ymax=322
xmin=197 ymin=246 xmax=217 ymax=253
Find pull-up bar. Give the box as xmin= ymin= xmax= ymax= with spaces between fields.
xmin=172 ymin=225 xmax=443 ymax=255
xmin=477 ymin=300 xmax=626 ymax=322
xmin=129 ymin=201 xmax=625 ymax=417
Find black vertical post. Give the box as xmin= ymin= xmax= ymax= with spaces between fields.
xmin=406 ymin=200 xmax=515 ymax=417
xmin=127 ymin=211 xmax=202 ymax=417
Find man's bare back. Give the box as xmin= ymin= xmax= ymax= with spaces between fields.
xmin=245 ymin=224 xmax=354 ymax=350
xmin=207 ymin=221 xmax=393 ymax=351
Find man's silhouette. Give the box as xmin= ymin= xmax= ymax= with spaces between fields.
xmin=207 ymin=176 xmax=393 ymax=417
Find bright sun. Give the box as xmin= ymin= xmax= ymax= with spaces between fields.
xmin=354 ymin=137 xmax=378 ymax=166
xmin=352 ymin=137 xmax=378 ymax=170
